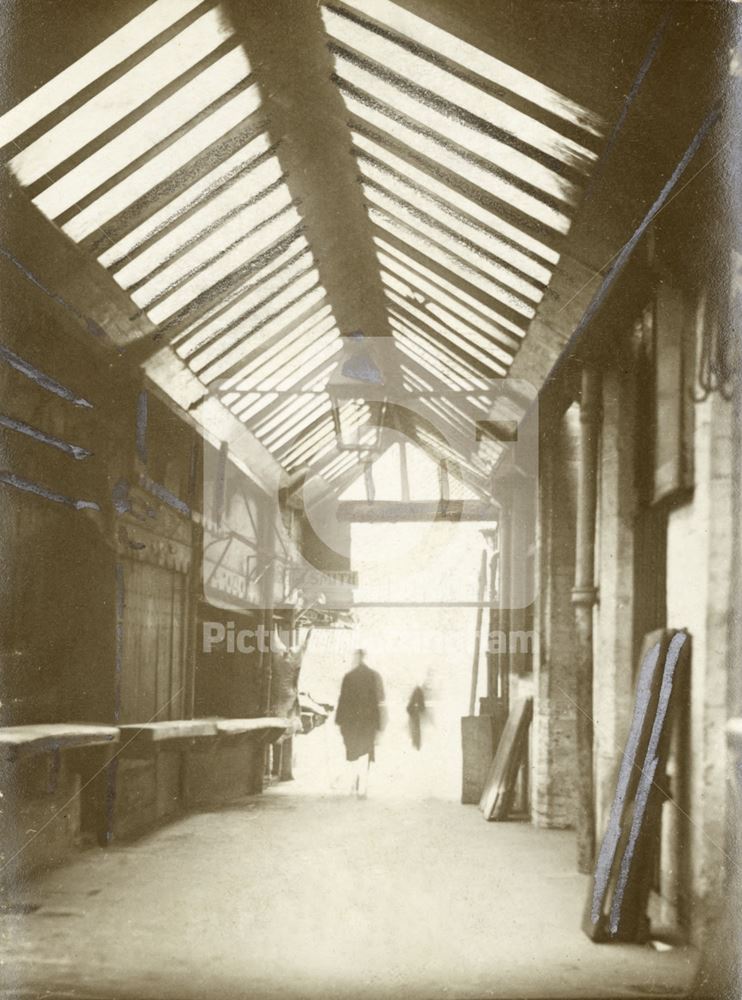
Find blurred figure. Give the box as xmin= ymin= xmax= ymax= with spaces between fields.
xmin=335 ymin=649 xmax=385 ymax=798
xmin=406 ymin=684 xmax=426 ymax=750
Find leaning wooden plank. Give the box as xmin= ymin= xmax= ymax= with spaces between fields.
xmin=583 ymin=629 xmax=690 ymax=942
xmin=582 ymin=631 xmax=669 ymax=941
xmin=608 ymin=631 xmax=690 ymax=941
xmin=479 ymin=697 xmax=533 ymax=821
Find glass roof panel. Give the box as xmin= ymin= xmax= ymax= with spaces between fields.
xmin=337 ymin=0 xmax=603 ymax=136
xmin=374 ymin=236 xmax=525 ymax=343
xmin=229 ymin=344 xmax=338 ymax=422
xmin=261 ymin=397 xmax=332 ymax=449
xmin=351 ymin=130 xmax=559 ymax=266
xmin=425 ymin=302 xmax=514 ymax=365
xmin=219 ymin=303 xmax=334 ymax=391
xmin=386 ymin=290 xmax=507 ymax=374
xmin=237 ymin=342 xmax=339 ymax=426
xmin=342 ymin=91 xmax=570 ymax=233
xmin=114 ymin=158 xmax=286 ymax=289
xmin=393 ymin=333 xmax=473 ymax=391
xmin=277 ymin=344 xmax=343 ymax=392
xmin=278 ymin=403 xmax=337 ymax=447
xmin=400 ymin=364 xmax=437 ymax=392
xmin=231 ymin=315 xmax=339 ymax=391
xmin=376 ymin=244 xmax=520 ymax=352
xmin=173 ymin=237 xmax=310 ymax=353
xmin=286 ymin=431 xmax=340 ymax=470
xmin=354 ymin=132 xmax=559 ymax=265
xmin=324 ymin=7 xmax=596 ymax=170
xmin=146 ymin=208 xmax=301 ymax=324
xmin=389 ymin=315 xmax=486 ymax=388
xmin=185 ymin=262 xmax=319 ymax=368
xmin=0 ymin=0 xmax=206 ymax=146
xmin=250 ymin=391 xmax=324 ymax=437
xmin=371 ymin=207 xmax=529 ymax=335
xmin=31 ymin=47 xmax=253 ymax=219
xmin=321 ymin=451 xmax=358 ymax=481
xmin=10 ymin=7 xmax=234 ymax=186
xmin=363 ymin=178 xmax=541 ymax=311
xmin=131 ymin=189 xmax=295 ymax=309
xmin=98 ymin=132 xmax=274 ymax=268
xmin=416 ymin=398 xmax=475 ymax=447
xmin=381 ymin=270 xmax=514 ymax=367
xmin=199 ymin=284 xmax=326 ymax=383
xmin=282 ymin=418 xmax=348 ymax=468
xmin=358 ymin=153 xmax=552 ymax=286
xmin=65 ymin=84 xmax=263 ymax=241
xmin=304 ymin=360 xmax=340 ymax=392
xmin=335 ymin=55 xmax=575 ymax=205
xmin=271 ymin=339 xmax=341 ymax=392
xmin=194 ymin=272 xmax=322 ymax=375
xmin=234 ymin=390 xmax=276 ymax=417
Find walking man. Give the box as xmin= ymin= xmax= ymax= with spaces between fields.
xmin=335 ymin=649 xmax=385 ymax=798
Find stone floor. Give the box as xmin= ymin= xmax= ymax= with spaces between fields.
xmin=0 ymin=783 xmax=698 ymax=1000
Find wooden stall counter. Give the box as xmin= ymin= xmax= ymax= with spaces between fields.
xmin=0 ymin=723 xmax=120 ymax=883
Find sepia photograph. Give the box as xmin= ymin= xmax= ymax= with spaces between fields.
xmin=0 ymin=0 xmax=740 ymax=997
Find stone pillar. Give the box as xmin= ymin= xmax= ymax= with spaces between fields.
xmin=694 ymin=719 xmax=742 ymax=998
xmin=685 ymin=390 xmax=733 ymax=941
xmin=531 ymin=403 xmax=579 ymax=829
xmin=594 ymin=369 xmax=637 ymax=832
xmin=572 ymin=368 xmax=600 ymax=873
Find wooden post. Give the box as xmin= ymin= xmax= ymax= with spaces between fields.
xmin=259 ymin=497 xmax=277 ymax=772
xmin=508 ymin=477 xmax=531 ymax=682
xmin=184 ymin=436 xmax=203 ymax=720
xmin=572 ymin=367 xmax=601 ymax=873
xmin=496 ymin=485 xmax=513 ymax=714
xmin=468 ymin=548 xmax=489 ymax=715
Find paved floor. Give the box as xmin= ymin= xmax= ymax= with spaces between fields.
xmin=0 ymin=786 xmax=698 ymax=1000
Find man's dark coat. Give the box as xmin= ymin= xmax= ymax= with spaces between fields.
xmin=335 ymin=663 xmax=384 ymax=761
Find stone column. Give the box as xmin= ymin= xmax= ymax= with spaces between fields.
xmin=594 ymin=369 xmax=637 ymax=832
xmin=532 ymin=403 xmax=579 ymax=829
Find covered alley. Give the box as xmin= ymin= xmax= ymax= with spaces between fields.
xmin=0 ymin=1 xmax=740 ymax=998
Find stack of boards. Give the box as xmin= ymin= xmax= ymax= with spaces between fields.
xmin=479 ymin=697 xmax=533 ymax=821
xmin=584 ymin=628 xmax=690 ymax=943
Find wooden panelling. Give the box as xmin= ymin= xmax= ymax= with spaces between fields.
xmin=119 ymin=560 xmax=188 ymax=725
xmin=0 ymin=484 xmax=116 ymax=725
